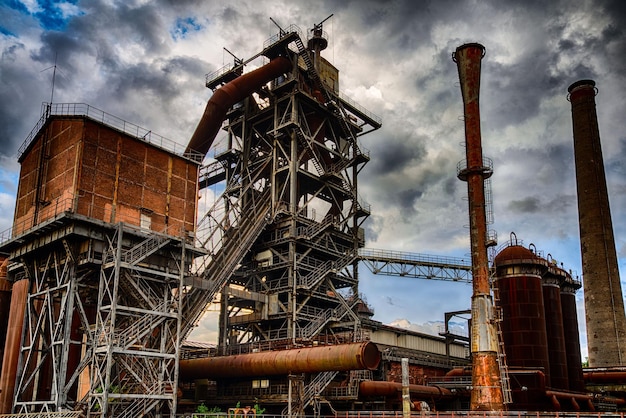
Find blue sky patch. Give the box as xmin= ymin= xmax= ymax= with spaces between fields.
xmin=35 ymin=0 xmax=81 ymax=31
xmin=5 ymin=0 xmax=82 ymax=31
xmin=171 ymin=16 xmax=203 ymax=40
xmin=0 ymin=25 xmax=17 ymax=37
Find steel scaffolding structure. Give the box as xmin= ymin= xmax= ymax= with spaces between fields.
xmin=0 ymin=212 xmax=192 ymax=417
xmin=194 ymin=23 xmax=381 ymax=415
xmin=89 ymin=223 xmax=188 ymax=417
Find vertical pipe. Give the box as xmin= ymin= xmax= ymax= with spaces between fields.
xmin=568 ymin=79 xmax=626 ymax=367
xmin=0 ymin=279 xmax=29 ymax=413
xmin=402 ymin=358 xmax=410 ymax=418
xmin=453 ymin=43 xmax=504 ymax=411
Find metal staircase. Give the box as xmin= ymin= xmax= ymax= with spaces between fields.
xmin=300 ymin=214 xmax=336 ymax=240
xmin=182 ymin=187 xmax=273 ymax=338
xmin=122 ymin=233 xmax=171 ymax=265
xmin=298 ymin=251 xmax=357 ymax=290
xmin=282 ymin=370 xmax=339 ymax=418
xmin=293 ymin=36 xmax=331 ymax=105
xmin=117 ymin=397 xmax=161 ymax=418
xmin=294 ymin=126 xmax=326 ymax=176
xmin=299 ymin=297 xmax=357 ymax=340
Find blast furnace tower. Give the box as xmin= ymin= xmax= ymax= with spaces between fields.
xmin=182 ymin=21 xmax=381 ymax=415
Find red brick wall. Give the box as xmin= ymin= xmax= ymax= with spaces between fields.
xmin=15 ymin=117 xmax=198 ymax=236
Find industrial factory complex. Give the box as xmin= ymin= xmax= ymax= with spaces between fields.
xmin=0 ymin=19 xmax=625 ymax=418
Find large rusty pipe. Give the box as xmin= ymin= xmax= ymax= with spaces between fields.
xmin=453 ymin=43 xmax=504 ymax=411
xmin=186 ymin=56 xmax=292 ymax=156
xmin=584 ymin=369 xmax=626 ymax=383
xmin=179 ymin=342 xmax=380 ymax=380
xmin=568 ymin=79 xmax=626 ymax=367
xmin=0 ymin=279 xmax=29 ymax=413
xmin=359 ymin=381 xmax=455 ymax=400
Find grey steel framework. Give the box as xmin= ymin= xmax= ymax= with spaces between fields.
xmin=4 ymin=216 xmax=99 ymax=414
xmin=0 ymin=210 xmax=191 ymax=417
xmin=194 ymin=24 xmax=381 ymax=415
xmin=89 ymin=223 xmax=188 ymax=417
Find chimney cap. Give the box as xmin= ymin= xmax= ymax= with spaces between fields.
xmin=455 ymin=42 xmax=485 ymax=53
xmin=568 ymin=79 xmax=596 ymax=93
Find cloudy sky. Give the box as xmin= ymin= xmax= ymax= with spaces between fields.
xmin=1 ymin=0 xmax=625 ymax=359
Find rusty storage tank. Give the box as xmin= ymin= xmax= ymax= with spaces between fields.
xmin=494 ymin=242 xmax=550 ymax=386
xmin=560 ymin=271 xmax=585 ymax=392
xmin=542 ymin=262 xmax=569 ymax=390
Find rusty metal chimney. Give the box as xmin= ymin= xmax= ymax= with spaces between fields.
xmin=453 ymin=43 xmax=505 ymax=411
xmin=568 ymin=79 xmax=626 ymax=367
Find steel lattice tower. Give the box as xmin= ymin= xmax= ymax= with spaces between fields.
xmin=193 ymin=23 xmax=381 ymax=414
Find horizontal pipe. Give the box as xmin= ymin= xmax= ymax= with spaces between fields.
xmin=186 ymin=56 xmax=292 ymax=157
xmin=445 ymin=367 xmax=470 ymax=377
xmin=359 ymin=381 xmax=454 ymax=400
xmin=179 ymin=342 xmax=380 ymax=380
xmin=584 ymin=370 xmax=626 ymax=383
xmin=545 ymin=389 xmax=594 ymax=402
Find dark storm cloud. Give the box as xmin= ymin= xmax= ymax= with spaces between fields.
xmin=507 ymin=193 xmax=575 ymax=215
xmin=397 ymin=188 xmax=423 ymax=211
xmin=508 ymin=196 xmax=540 ymax=213
xmin=484 ymin=51 xmax=570 ymax=130
xmin=0 ymin=0 xmax=214 ymax=157
xmin=0 ymin=40 xmax=44 ymax=157
xmin=606 ymin=138 xmax=626 ymax=176
xmin=367 ymin=136 xmax=427 ymax=176
xmin=100 ymin=55 xmax=208 ymax=104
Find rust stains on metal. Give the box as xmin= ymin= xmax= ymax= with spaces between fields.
xmin=470 ymin=353 xmax=505 ymax=410
xmin=453 ymin=42 xmax=504 ymax=411
xmin=179 ymin=341 xmax=380 ymax=380
xmin=186 ymin=56 xmax=292 ymax=156
xmin=0 ymin=279 xmax=29 ymax=414
xmin=359 ymin=380 xmax=454 ymax=400
xmin=494 ymin=245 xmax=551 ymax=386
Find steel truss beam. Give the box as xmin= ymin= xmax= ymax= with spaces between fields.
xmin=359 ymin=248 xmax=472 ymax=283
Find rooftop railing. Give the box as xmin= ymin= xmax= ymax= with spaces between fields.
xmin=18 ymin=102 xmax=203 ymax=162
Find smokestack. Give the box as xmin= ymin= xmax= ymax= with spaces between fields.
xmin=568 ymin=79 xmax=626 ymax=367
xmin=453 ymin=43 xmax=505 ymax=411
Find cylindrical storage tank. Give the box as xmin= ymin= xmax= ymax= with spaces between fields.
xmin=542 ymin=264 xmax=569 ymax=390
xmin=561 ymin=273 xmax=585 ymax=392
xmin=0 ymin=279 xmax=29 ymax=414
xmin=179 ymin=341 xmax=380 ymax=380
xmin=494 ymin=244 xmax=551 ymax=387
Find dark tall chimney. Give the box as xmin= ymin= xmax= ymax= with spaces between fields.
xmin=568 ymin=79 xmax=626 ymax=367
